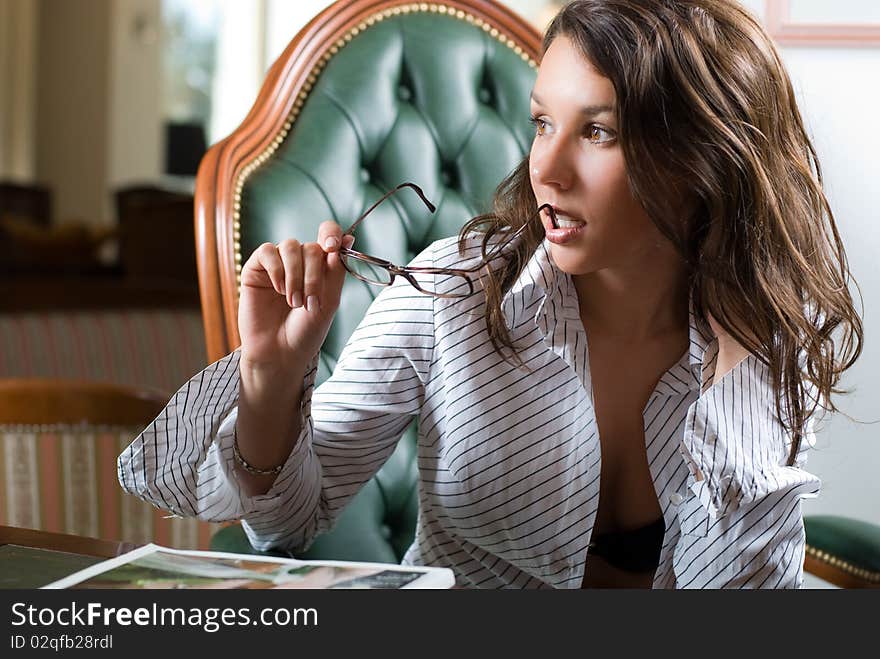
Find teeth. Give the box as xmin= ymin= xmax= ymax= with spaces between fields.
xmin=555 ymin=215 xmax=584 ymax=228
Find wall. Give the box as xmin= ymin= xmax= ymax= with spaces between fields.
xmin=737 ymin=0 xmax=880 ymax=588
xmin=107 ymin=0 xmax=162 ymax=191
xmin=782 ymin=47 xmax=880 ymax=524
xmin=0 ymin=0 xmax=38 ymax=180
xmin=209 ymin=0 xmax=265 ymax=144
xmin=35 ymin=0 xmax=111 ymax=227
xmin=26 ymin=0 xmax=161 ymax=227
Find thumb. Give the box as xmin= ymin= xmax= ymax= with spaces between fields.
xmin=324 ymin=249 xmax=348 ymax=309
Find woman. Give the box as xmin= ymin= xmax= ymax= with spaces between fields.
xmin=119 ymin=0 xmax=861 ymax=588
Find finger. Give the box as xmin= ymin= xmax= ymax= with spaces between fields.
xmin=302 ymin=242 xmax=326 ymax=313
xmin=323 ymin=249 xmax=348 ymax=310
xmin=247 ymin=243 xmax=285 ymax=295
xmin=317 ymin=220 xmax=344 ymax=253
xmin=277 ymin=239 xmax=303 ymax=308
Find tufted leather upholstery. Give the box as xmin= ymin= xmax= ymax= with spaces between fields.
xmin=240 ymin=10 xmax=537 ymax=380
xmin=204 ymin=0 xmax=541 ymax=563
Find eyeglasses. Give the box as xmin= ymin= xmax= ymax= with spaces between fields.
xmin=339 ymin=182 xmax=556 ymax=299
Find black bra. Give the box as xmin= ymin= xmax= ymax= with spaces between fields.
xmin=587 ymin=516 xmax=666 ymax=573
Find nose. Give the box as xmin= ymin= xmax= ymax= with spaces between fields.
xmin=530 ymin=137 xmax=574 ymax=191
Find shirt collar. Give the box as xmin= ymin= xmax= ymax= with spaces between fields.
xmin=500 ymin=239 xmax=566 ymax=332
xmin=501 ymin=239 xmax=715 ymax=396
xmin=687 ymin=299 xmax=717 ymax=394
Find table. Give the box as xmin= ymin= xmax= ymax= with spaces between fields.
xmin=0 ymin=526 xmax=138 ymax=588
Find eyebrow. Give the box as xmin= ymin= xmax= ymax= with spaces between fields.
xmin=529 ymin=91 xmax=615 ymax=117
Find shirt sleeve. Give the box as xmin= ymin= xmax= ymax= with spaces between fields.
xmin=117 ymin=243 xmax=436 ymax=553
xmin=674 ymin=352 xmax=821 ymax=589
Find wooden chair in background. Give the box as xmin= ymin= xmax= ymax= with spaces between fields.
xmin=0 ymin=181 xmax=52 ymax=227
xmin=114 ymin=185 xmax=199 ymax=284
xmin=0 ymin=379 xmax=218 ymax=549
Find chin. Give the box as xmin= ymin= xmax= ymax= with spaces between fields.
xmin=546 ymin=244 xmax=600 ymax=277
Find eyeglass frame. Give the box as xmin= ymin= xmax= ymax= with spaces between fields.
xmin=338 ymin=182 xmax=557 ymax=299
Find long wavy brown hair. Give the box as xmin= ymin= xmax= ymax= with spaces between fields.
xmin=459 ymin=0 xmax=863 ymax=467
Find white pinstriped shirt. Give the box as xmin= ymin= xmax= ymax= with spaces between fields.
xmin=118 ymin=235 xmax=821 ymax=588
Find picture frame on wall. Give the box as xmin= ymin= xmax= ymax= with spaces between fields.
xmin=766 ymin=0 xmax=880 ymax=46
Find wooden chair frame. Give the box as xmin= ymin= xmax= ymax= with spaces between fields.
xmin=0 ymin=379 xmax=222 ymax=550
xmin=804 ymin=551 xmax=880 ymax=589
xmin=0 ymin=379 xmax=168 ymax=426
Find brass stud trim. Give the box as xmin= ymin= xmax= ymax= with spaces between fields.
xmin=805 ymin=544 xmax=880 ymax=583
xmin=231 ymin=3 xmax=538 ymax=290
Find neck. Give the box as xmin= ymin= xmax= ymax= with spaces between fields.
xmin=573 ymin=252 xmax=689 ymax=342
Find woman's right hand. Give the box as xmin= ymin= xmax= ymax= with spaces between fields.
xmin=237 ymin=221 xmax=353 ymax=370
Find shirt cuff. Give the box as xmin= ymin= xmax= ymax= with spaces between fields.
xmin=212 ymin=353 xmax=320 ymax=515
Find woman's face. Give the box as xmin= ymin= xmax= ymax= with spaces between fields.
xmin=529 ymin=36 xmax=667 ymax=276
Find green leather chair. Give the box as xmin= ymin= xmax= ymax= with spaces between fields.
xmin=196 ymin=0 xmax=880 ymax=586
xmin=197 ymin=0 xmax=542 ymax=563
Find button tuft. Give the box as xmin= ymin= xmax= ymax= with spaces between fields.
xmin=397 ymin=85 xmax=413 ymax=102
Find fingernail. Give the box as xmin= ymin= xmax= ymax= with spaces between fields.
xmin=342 ymin=235 xmax=355 ymax=249
xmin=306 ymin=295 xmax=320 ymax=313
xmin=324 ymin=237 xmax=339 ymax=250
xmin=291 ymin=291 xmax=303 ymax=308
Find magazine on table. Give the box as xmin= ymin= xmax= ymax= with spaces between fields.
xmin=43 ymin=543 xmax=455 ymax=589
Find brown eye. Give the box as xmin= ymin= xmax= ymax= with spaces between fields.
xmin=586 ymin=125 xmax=614 ymax=144
xmin=529 ymin=116 xmax=547 ymax=137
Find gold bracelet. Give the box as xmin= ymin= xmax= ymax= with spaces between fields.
xmin=232 ymin=426 xmax=285 ymax=476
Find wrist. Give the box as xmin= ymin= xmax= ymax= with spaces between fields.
xmin=239 ymin=353 xmax=305 ymax=402
xmin=232 ymin=424 xmax=285 ymax=476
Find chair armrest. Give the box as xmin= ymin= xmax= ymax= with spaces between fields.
xmin=210 ymin=524 xmax=288 ymax=558
xmin=804 ymin=515 xmax=880 ymax=588
xmin=208 ymin=475 xmax=403 ymax=564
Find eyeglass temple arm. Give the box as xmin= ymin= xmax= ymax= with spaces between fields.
xmin=475 ymin=203 xmax=559 ymax=265
xmin=345 ymin=182 xmax=437 ymax=235
xmin=538 ymin=203 xmax=558 ymax=229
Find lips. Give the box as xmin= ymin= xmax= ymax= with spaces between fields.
xmin=540 ymin=205 xmax=587 ymax=245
